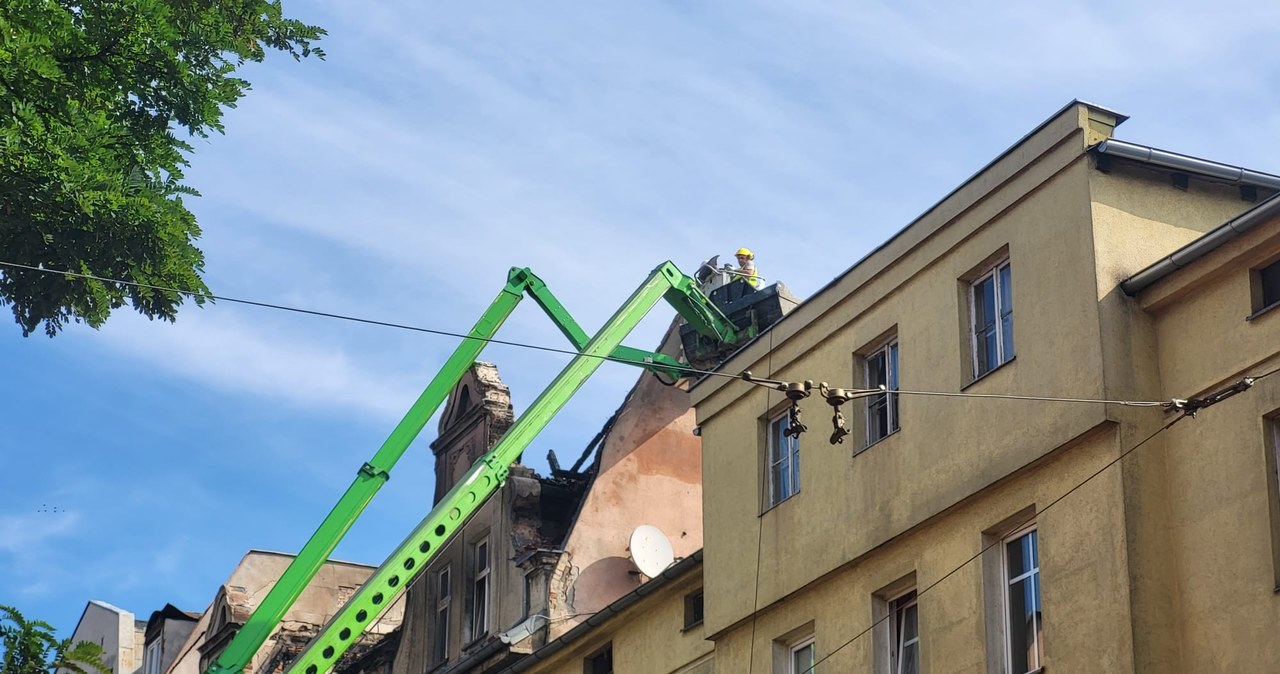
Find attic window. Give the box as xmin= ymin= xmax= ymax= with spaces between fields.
xmin=1253 ymin=259 xmax=1280 ymax=317
xmin=457 ymin=386 xmax=472 ymax=413
xmin=683 ymin=590 xmax=704 ymax=629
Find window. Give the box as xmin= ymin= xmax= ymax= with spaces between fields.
xmin=1267 ymin=416 xmax=1280 ymax=589
xmin=471 ymin=539 xmax=491 ymax=637
xmin=970 ymin=259 xmax=1014 ymax=377
xmin=865 ymin=340 xmax=900 ymax=444
xmin=143 ymin=640 xmax=161 ymax=674
xmin=768 ymin=412 xmax=801 ymax=507
xmin=434 ymin=566 xmax=451 ymax=663
xmin=1255 ymin=258 xmax=1280 ymax=313
xmin=889 ymin=590 xmax=919 ymax=674
xmin=1003 ymin=525 xmax=1042 ymax=674
xmin=789 ymin=637 xmax=816 ymax=674
xmin=522 ymin=571 xmax=533 ymax=621
xmin=684 ymin=589 xmax=705 ymax=629
xmin=584 ymin=644 xmax=613 ymax=674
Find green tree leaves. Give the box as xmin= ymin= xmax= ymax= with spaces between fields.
xmin=0 ymin=1 xmax=324 ymax=335
xmin=0 ymin=605 xmax=110 ymax=674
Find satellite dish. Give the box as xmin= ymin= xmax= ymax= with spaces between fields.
xmin=629 ymin=525 xmax=675 ymax=577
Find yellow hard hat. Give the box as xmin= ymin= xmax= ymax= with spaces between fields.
xmin=736 ymin=247 xmax=753 ymax=259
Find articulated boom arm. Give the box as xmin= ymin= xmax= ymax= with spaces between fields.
xmin=204 ymin=262 xmax=737 ymax=674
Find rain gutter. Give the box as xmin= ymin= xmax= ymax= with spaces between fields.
xmin=1095 ymin=139 xmax=1280 ymax=189
xmin=1120 ymin=191 xmax=1280 ymax=296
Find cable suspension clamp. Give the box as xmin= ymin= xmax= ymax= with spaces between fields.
xmin=819 ymin=383 xmax=851 ymax=445
xmin=1167 ymin=376 xmax=1256 ymax=418
xmin=783 ymin=380 xmax=812 ymax=438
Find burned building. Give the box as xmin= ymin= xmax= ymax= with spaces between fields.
xmin=387 ymin=282 xmax=796 ymax=674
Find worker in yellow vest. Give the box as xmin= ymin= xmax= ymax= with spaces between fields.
xmin=735 ymin=247 xmax=759 ymax=288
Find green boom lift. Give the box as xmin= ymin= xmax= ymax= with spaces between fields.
xmin=203 ymin=261 xmax=748 ymax=674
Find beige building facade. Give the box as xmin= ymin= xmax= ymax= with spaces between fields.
xmin=688 ymin=101 xmax=1280 ymax=673
xmin=165 ymin=550 xmax=403 ymax=674
xmin=64 ymin=600 xmax=147 ymax=674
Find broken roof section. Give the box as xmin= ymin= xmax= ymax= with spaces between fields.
xmin=392 ymin=282 xmax=799 ymax=672
xmin=164 ymin=550 xmax=403 ymax=674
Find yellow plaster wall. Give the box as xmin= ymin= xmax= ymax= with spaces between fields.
xmin=708 ymin=430 xmax=1132 ymax=674
xmin=521 ymin=567 xmax=712 ymax=674
xmin=1138 ymin=217 xmax=1280 ymax=673
xmin=695 ymin=104 xmax=1114 ymax=637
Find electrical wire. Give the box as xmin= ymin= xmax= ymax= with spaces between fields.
xmin=804 ymin=411 xmax=1191 ymax=672
xmin=0 ymin=260 xmax=1187 ymax=410
xmin=746 ymin=329 xmax=776 ymax=674
xmin=1253 ymin=363 xmax=1280 ymax=381
xmin=0 ymin=260 xmax=742 ymax=381
xmin=882 ymin=387 xmax=1166 ymax=407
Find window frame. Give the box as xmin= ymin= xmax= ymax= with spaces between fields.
xmin=1001 ymin=523 xmax=1042 ymax=674
xmin=683 ymin=589 xmax=705 ymax=630
xmin=969 ymin=258 xmax=1014 ymax=379
xmin=789 ymin=636 xmax=816 ymax=674
xmin=583 ymin=643 xmax=614 ymax=674
xmin=143 ymin=639 xmax=162 ymax=674
xmin=470 ymin=538 xmax=492 ymax=639
xmin=889 ymin=589 xmax=919 ymax=674
xmin=1253 ymin=258 xmax=1280 ymax=316
xmin=865 ymin=339 xmax=901 ymax=446
xmin=1266 ymin=415 xmax=1280 ymax=591
xmin=433 ymin=565 xmax=452 ymax=664
xmin=766 ymin=410 xmax=802 ymax=508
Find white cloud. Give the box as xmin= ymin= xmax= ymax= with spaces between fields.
xmin=91 ymin=310 xmax=422 ymax=422
xmin=0 ymin=511 xmax=82 ymax=556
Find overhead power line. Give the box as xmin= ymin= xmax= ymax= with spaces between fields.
xmin=0 ymin=259 xmax=1220 ymax=410
xmin=0 ymin=259 xmax=741 ymax=381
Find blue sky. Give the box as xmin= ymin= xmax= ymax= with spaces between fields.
xmin=4 ymin=0 xmax=1280 ymax=639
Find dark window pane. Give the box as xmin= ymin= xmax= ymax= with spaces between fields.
xmin=1261 ymin=260 xmax=1280 ymax=308
xmin=684 ymin=591 xmax=704 ymax=628
xmin=434 ymin=610 xmax=448 ymax=662
xmin=888 ymin=344 xmax=900 ymax=432
xmin=868 ymin=351 xmax=887 ymax=387
xmin=1008 ymin=579 xmax=1031 ymax=674
xmin=868 ymin=395 xmax=888 ymax=441
xmin=587 ymin=647 xmax=613 ymax=674
xmin=1006 ymin=531 xmax=1037 ymax=576
xmin=975 ymin=276 xmax=996 ymax=328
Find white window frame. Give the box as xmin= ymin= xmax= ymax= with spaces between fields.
xmin=970 ymin=259 xmax=1014 ymax=378
xmin=471 ymin=538 xmax=492 ymax=637
xmin=1001 ymin=524 xmax=1042 ymax=674
xmin=767 ymin=411 xmax=801 ymax=507
xmin=434 ymin=565 xmax=451 ymax=663
xmin=789 ymin=636 xmax=816 ymax=674
xmin=889 ymin=589 xmax=919 ymax=674
xmin=143 ymin=639 xmax=162 ymax=674
xmin=865 ymin=340 xmax=900 ymax=445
